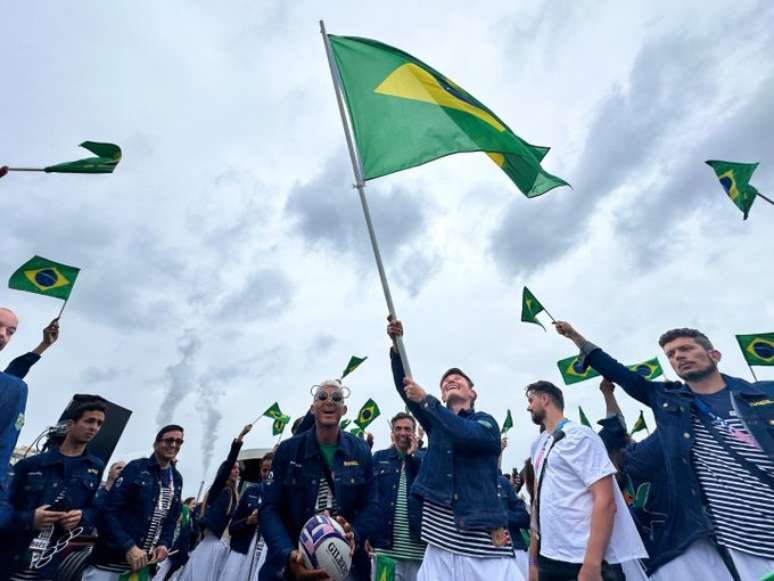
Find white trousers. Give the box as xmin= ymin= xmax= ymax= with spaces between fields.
xmin=620 ymin=559 xmax=648 ymax=581
xmin=417 ymin=544 xmax=526 ymax=581
xmin=82 ymin=567 xmax=124 ymax=581
xmin=727 ymin=547 xmax=774 ymax=581
xmin=175 ymin=533 xmax=229 ymax=581
xmin=221 ymin=534 xmax=266 ymax=581
xmin=514 ymin=550 xmax=529 ymax=579
xmin=649 ymin=538 xmax=774 ymax=581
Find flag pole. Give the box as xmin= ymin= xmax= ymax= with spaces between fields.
xmin=319 ymin=20 xmax=413 ymax=378
xmin=194 ymin=479 xmax=205 ymax=504
xmin=56 ymin=298 xmax=69 ymax=320
xmin=756 ymin=192 xmax=774 ymax=207
xmin=6 ymin=167 xmax=46 ymax=172
xmin=745 ymin=361 xmax=759 ymax=382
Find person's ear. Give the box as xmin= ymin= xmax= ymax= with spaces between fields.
xmin=709 ymin=349 xmax=722 ymax=364
xmin=341 ymin=404 xmax=348 ymax=416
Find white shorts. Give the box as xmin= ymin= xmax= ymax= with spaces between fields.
xmin=417 ymin=544 xmax=526 ymax=581
xmin=174 ymin=533 xmax=229 ymax=581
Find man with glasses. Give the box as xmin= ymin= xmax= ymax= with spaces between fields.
xmin=260 ymin=380 xmax=378 ymax=580
xmin=83 ymin=425 xmax=184 ymax=580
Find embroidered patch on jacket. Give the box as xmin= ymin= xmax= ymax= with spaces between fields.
xmin=477 ymin=419 xmax=494 ymax=429
xmin=343 ymin=460 xmax=360 ymax=467
xmin=14 ymin=413 xmax=24 ymax=431
xmin=751 ymin=399 xmax=774 ymax=407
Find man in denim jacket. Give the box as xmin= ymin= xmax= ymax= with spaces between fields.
xmin=259 ymin=380 xmax=378 ymax=580
xmin=387 ymin=319 xmax=522 ymax=581
xmin=556 ymin=322 xmax=774 ymax=580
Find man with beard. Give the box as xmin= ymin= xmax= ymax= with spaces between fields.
xmin=555 ymin=323 xmax=774 ymax=580
xmin=387 ymin=320 xmax=521 ymax=581
xmin=1 ymin=401 xmax=105 ymax=580
xmin=372 ymin=412 xmax=425 ymax=581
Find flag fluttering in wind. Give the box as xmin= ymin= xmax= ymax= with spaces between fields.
xmin=350 ymin=426 xmax=365 ymax=439
xmin=578 ymin=406 xmax=592 ymax=428
xmin=627 ymin=358 xmax=664 ymax=381
xmin=501 ymin=409 xmax=514 ymax=434
xmin=342 ymin=355 xmax=368 ymax=378
xmin=9 ymin=256 xmax=80 ymax=301
xmin=272 ymin=417 xmax=290 ymax=436
xmin=521 ymin=287 xmax=548 ymax=331
xmin=354 ymin=398 xmax=380 ymax=429
xmin=327 ymin=35 xmax=569 ymax=197
xmin=557 ymin=355 xmax=600 ymax=385
xmin=630 ymin=410 xmax=649 ymax=436
xmin=706 ymin=160 xmax=760 ymax=219
xmin=736 ymin=333 xmax=774 ymax=367
xmin=374 ymin=554 xmax=396 ymax=581
xmin=263 ymin=402 xmax=290 ymax=423
xmin=45 ymin=141 xmax=122 ymax=174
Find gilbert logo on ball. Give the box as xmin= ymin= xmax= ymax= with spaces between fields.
xmin=299 ymin=515 xmax=352 ymax=581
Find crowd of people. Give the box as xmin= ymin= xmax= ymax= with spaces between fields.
xmin=0 ymin=305 xmax=773 ymax=581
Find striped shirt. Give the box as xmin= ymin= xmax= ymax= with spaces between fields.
xmin=315 ymin=477 xmax=337 ymax=515
xmin=421 ymin=499 xmax=513 ymax=559
xmin=375 ymin=463 xmax=426 ymax=562
xmin=691 ymin=400 xmax=774 ymax=559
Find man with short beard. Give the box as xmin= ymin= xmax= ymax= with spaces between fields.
xmin=372 ymin=412 xmax=425 ymax=581
xmin=555 ymin=322 xmax=774 ymax=580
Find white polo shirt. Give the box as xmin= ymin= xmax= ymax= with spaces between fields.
xmin=531 ymin=421 xmax=647 ymax=564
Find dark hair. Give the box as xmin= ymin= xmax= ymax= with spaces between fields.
xmin=658 ymin=328 xmax=713 ymax=350
xmin=156 ymin=424 xmax=184 ymax=442
xmin=183 ymin=496 xmax=196 ymax=505
xmin=291 ymin=417 xmax=304 ymax=435
xmin=68 ymin=401 xmax=107 ymax=422
xmin=390 ymin=411 xmax=416 ymax=429
xmin=261 ymin=451 xmax=275 ymax=463
xmin=525 ymin=380 xmax=564 ymax=410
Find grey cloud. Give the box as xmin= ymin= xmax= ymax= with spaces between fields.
xmin=81 ymin=366 xmax=134 ymax=385
xmin=157 ymin=328 xmax=201 ymax=427
xmin=395 ymin=249 xmax=443 ymax=298
xmin=307 ymin=334 xmax=337 ymax=357
xmin=217 ymin=269 xmax=293 ymax=321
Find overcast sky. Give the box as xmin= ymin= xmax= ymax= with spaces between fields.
xmin=2 ymin=1 xmax=773 ymax=496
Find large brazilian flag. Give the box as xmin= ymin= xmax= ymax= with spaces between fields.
xmin=736 ymin=333 xmax=774 ymax=367
xmin=328 ymin=35 xmax=569 ymax=197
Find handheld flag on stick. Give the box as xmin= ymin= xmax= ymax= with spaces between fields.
xmin=8 ymin=141 xmax=122 ymax=174
xmin=9 ymin=255 xmax=80 ymax=318
xmin=340 ymin=419 xmax=351 ymax=430
xmin=350 ymin=426 xmax=365 ymax=439
xmin=501 ymin=409 xmax=513 ymax=434
xmin=630 ymin=410 xmax=649 ymax=436
xmin=521 ymin=287 xmax=553 ymax=331
xmin=374 ymin=554 xmax=396 ymax=581
xmin=578 ymin=406 xmax=592 ymax=428
xmin=354 ymin=398 xmax=380 ymax=430
xmin=705 ymin=160 xmax=772 ymax=219
xmin=557 ymin=355 xmax=600 ymax=385
xmin=736 ymin=332 xmax=774 ymax=382
xmin=119 ymin=567 xmax=150 ymax=581
xmin=263 ymin=403 xmax=290 ymax=423
xmin=627 ymin=358 xmax=664 ymax=381
xmin=272 ymin=417 xmax=289 ymax=436
xmin=342 ymin=355 xmax=367 ymax=378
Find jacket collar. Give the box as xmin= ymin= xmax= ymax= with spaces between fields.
xmin=667 ymin=374 xmax=764 ymax=398
xmin=39 ymin=447 xmax=96 ymax=467
xmin=302 ymin=426 xmax=355 ymax=461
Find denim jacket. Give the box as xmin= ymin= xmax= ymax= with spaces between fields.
xmin=580 ymin=344 xmax=774 ymax=566
xmin=0 ymin=447 xmax=104 ymax=576
xmin=390 ymin=349 xmax=507 ymax=531
xmin=497 ymin=474 xmax=530 ymax=551
xmin=259 ymin=427 xmax=378 ymax=581
xmin=92 ymin=454 xmax=183 ymax=565
xmin=200 ymin=439 xmax=242 ymax=538
xmin=371 ymin=446 xmax=423 ymax=549
xmin=229 ymin=483 xmax=263 ymax=554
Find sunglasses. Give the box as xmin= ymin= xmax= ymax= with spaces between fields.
xmin=160 ymin=437 xmax=184 ymax=447
xmin=315 ymin=391 xmax=344 ymax=404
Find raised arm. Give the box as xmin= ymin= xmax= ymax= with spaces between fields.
xmin=387 ymin=319 xmax=432 ymax=430
xmin=208 ymin=426 xmax=250 ymax=502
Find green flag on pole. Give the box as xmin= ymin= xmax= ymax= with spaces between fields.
xmin=736 ymin=333 xmax=774 ymax=366
xmin=9 ymin=256 xmax=80 ymax=300
xmin=630 ymin=410 xmax=649 ymax=436
xmin=354 ymin=398 xmax=380 ymax=429
xmin=521 ymin=287 xmax=547 ymax=330
xmin=342 ymin=355 xmax=368 ymax=378
xmin=557 ymin=355 xmax=600 ymax=385
xmin=706 ymin=160 xmax=759 ymax=219
xmin=118 ymin=568 xmax=150 ymax=581
xmin=45 ymin=141 xmax=122 ymax=174
xmin=501 ymin=409 xmax=513 ymax=434
xmin=627 ymin=358 xmax=664 ymax=381
xmin=263 ymin=402 xmax=290 ymax=422
xmin=578 ymin=406 xmax=592 ymax=428
xmin=374 ymin=554 xmax=396 ymax=581
xmin=350 ymin=426 xmax=365 ymax=439
xmin=272 ymin=417 xmax=290 ymax=436
xmin=328 ymin=35 xmax=569 ymax=197
xmin=340 ymin=419 xmax=351 ymax=430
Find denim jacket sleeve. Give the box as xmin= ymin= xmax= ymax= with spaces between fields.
xmin=259 ymin=442 xmax=295 ymax=565
xmin=159 ymin=473 xmax=182 ymax=549
xmin=418 ymin=395 xmax=501 ymax=454
xmin=580 ymin=342 xmax=656 ymax=408
xmin=6 ymin=458 xmax=33 ymax=532
xmin=348 ymin=448 xmax=379 ymax=549
xmin=100 ymin=460 xmax=140 ymax=552
xmin=502 ymin=481 xmax=530 ymax=530
xmin=389 ymin=348 xmax=433 ymax=431
xmin=229 ymin=488 xmax=257 ymax=536
xmin=3 ymin=352 xmax=40 ymax=380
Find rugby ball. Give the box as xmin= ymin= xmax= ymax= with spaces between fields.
xmin=298 ymin=514 xmax=352 ymax=581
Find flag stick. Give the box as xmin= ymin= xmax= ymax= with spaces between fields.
xmin=56 ymin=298 xmax=69 ymax=320
xmin=194 ymin=479 xmax=205 ymax=504
xmin=7 ymin=167 xmax=46 ymax=172
xmin=745 ymin=361 xmax=759 ymax=382
xmin=541 ymin=306 xmax=557 ymax=323
xmin=756 ymin=192 xmax=774 ymax=207
xmin=320 ymin=20 xmax=413 ymax=379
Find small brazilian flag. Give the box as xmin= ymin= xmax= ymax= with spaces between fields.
xmin=350 ymin=426 xmax=365 ymax=439
xmin=354 ymin=398 xmax=380 ymax=429
xmin=119 ymin=567 xmax=150 ymax=581
xmin=263 ymin=402 xmax=290 ymax=422
xmin=501 ymin=409 xmax=513 ymax=434
xmin=627 ymin=358 xmax=664 ymax=381
xmin=272 ymin=417 xmax=289 ymax=436
xmin=630 ymin=410 xmax=649 ymax=436
xmin=45 ymin=141 xmax=122 ymax=174
xmin=328 ymin=35 xmax=569 ymax=197
xmin=578 ymin=406 xmax=592 ymax=428
xmin=706 ymin=160 xmax=760 ymax=220
xmin=374 ymin=554 xmax=396 ymax=581
xmin=9 ymin=256 xmax=80 ymax=300
xmin=342 ymin=355 xmax=367 ymax=378
xmin=557 ymin=355 xmax=600 ymax=385
xmin=521 ymin=287 xmax=547 ymax=331
xmin=340 ymin=418 xmax=351 ymax=430
xmin=736 ymin=333 xmax=774 ymax=367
